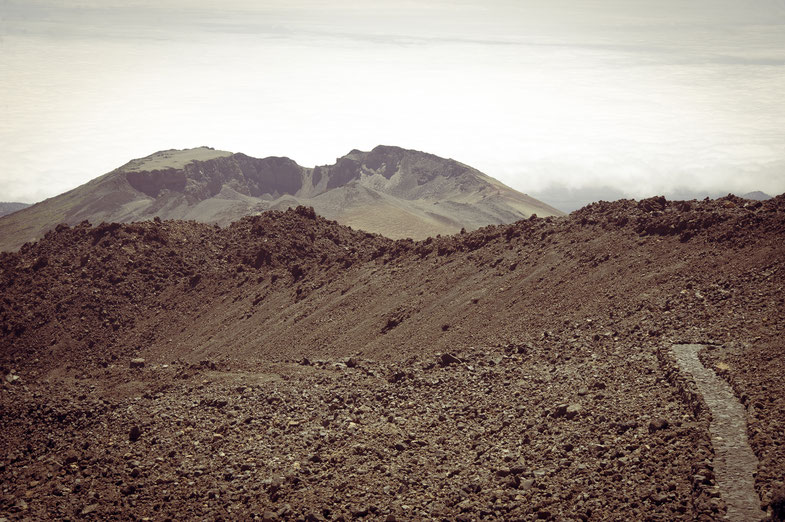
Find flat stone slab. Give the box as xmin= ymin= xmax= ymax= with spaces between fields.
xmin=672 ymin=344 xmax=763 ymax=521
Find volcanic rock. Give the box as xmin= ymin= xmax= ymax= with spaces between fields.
xmin=0 ymin=194 xmax=783 ymax=520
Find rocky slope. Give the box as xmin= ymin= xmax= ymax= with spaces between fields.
xmin=0 ymin=146 xmax=562 ymax=251
xmin=1 ymin=194 xmax=783 ymax=520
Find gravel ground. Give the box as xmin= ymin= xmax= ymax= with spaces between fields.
xmin=1 ymin=195 xmax=783 ymax=520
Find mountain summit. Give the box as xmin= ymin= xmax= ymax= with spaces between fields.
xmin=0 ymin=146 xmax=562 ymax=251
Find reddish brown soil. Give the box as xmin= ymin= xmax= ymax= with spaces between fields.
xmin=1 ymin=196 xmax=783 ymax=520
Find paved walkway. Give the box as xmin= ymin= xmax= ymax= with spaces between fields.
xmin=672 ymin=344 xmax=763 ymax=521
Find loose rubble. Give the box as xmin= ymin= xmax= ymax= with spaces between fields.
xmin=1 ymin=195 xmax=783 ymax=519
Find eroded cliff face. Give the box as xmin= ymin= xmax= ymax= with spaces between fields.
xmin=126 ymin=169 xmax=187 ymax=198
xmin=126 ymin=155 xmax=306 ymax=200
xmin=122 ymin=145 xmax=491 ymax=202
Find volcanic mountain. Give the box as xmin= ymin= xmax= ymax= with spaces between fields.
xmin=0 ymin=146 xmax=562 ymax=251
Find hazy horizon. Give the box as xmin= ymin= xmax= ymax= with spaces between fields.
xmin=2 ymin=1 xmax=784 ymax=205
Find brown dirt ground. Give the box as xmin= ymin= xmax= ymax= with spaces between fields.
xmin=1 ymin=195 xmax=783 ymax=520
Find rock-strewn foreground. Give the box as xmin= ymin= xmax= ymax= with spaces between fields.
xmin=1 ymin=195 xmax=784 ymax=520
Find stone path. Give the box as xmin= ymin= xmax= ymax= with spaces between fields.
xmin=672 ymin=344 xmax=763 ymax=521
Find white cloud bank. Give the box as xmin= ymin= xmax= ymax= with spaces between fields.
xmin=1 ymin=1 xmax=784 ymax=204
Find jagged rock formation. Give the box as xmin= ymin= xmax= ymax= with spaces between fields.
xmin=0 ymin=146 xmax=562 ymax=251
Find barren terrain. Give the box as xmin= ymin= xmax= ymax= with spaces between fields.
xmin=1 ymin=194 xmax=784 ymax=520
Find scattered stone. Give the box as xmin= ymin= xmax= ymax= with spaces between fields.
xmin=130 ymin=358 xmax=146 ymax=369
xmin=495 ymin=467 xmax=511 ymax=477
xmin=648 ymin=418 xmax=669 ymax=433
xmin=771 ymin=486 xmax=785 ymax=521
xmin=439 ymin=353 xmax=462 ymax=367
xmin=565 ymin=404 xmax=582 ymax=420
xmin=552 ymin=403 xmax=581 ymax=419
xmin=1 ymin=196 xmax=783 ymax=521
xmin=129 ymin=425 xmax=142 ymax=442
xmin=388 ymin=371 xmax=407 ymax=384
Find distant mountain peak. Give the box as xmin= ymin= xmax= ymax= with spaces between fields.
xmin=0 ymin=202 xmax=31 ymax=218
xmin=0 ymin=146 xmax=563 ymax=251
xmin=742 ymin=191 xmax=772 ymax=201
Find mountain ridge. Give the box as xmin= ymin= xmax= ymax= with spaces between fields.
xmin=0 ymin=202 xmax=30 ymax=218
xmin=0 ymin=146 xmax=563 ymax=251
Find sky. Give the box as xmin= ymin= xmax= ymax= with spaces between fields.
xmin=1 ymin=1 xmax=784 ymax=210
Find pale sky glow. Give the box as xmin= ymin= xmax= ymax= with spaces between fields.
xmin=1 ymin=1 xmax=784 ymax=208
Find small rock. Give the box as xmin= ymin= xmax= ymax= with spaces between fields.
xmin=268 ymin=476 xmax=284 ymax=493
xmin=81 ymin=504 xmax=99 ymax=515
xmin=553 ymin=403 xmax=581 ymax=419
xmin=648 ymin=418 xmax=669 ymax=433
xmin=129 ymin=425 xmax=142 ymax=442
xmin=565 ymin=404 xmax=582 ymax=420
xmin=262 ymin=509 xmax=278 ymax=522
xmin=388 ymin=371 xmax=407 ymax=384
xmin=130 ymin=358 xmax=146 ymax=369
xmin=277 ymin=504 xmax=293 ymax=518
xmin=351 ymin=506 xmax=370 ymax=517
xmin=439 ymin=353 xmax=462 ymax=367
xmin=770 ymin=485 xmax=785 ymax=520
